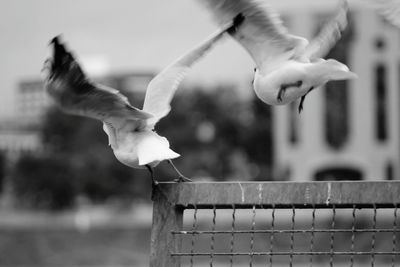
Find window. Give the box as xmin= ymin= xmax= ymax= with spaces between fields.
xmin=386 ymin=162 xmax=394 ymax=180
xmin=325 ymin=81 xmax=349 ymax=149
xmin=375 ymin=64 xmax=388 ymax=141
xmin=314 ymin=167 xmax=363 ymax=181
xmin=375 ymin=37 xmax=386 ymax=50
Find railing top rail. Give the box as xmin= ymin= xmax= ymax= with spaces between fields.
xmin=154 ymin=181 xmax=400 ymax=209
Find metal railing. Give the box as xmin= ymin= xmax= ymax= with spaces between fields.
xmin=150 ymin=181 xmax=400 ymax=267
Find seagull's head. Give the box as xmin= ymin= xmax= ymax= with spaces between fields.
xmin=318 ymin=59 xmax=358 ymax=81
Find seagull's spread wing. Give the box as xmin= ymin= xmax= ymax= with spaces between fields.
xmin=44 ymin=36 xmax=152 ymax=121
xmin=365 ymin=0 xmax=400 ymax=28
xmin=197 ymin=0 xmax=309 ymax=70
xmin=79 ymin=83 xmax=152 ymax=120
xmin=142 ymin=22 xmax=233 ymax=126
xmin=302 ymin=0 xmax=349 ymax=60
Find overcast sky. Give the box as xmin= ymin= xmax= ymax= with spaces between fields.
xmin=0 ymin=0 xmax=343 ymax=118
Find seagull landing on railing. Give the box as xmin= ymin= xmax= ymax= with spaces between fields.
xmin=197 ymin=0 xmax=357 ymax=113
xmin=42 ymin=16 xmax=243 ymax=185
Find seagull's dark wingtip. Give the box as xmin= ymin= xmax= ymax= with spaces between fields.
xmin=233 ymin=13 xmax=245 ymax=28
xmin=227 ymin=13 xmax=245 ymax=35
xmin=49 ymin=35 xmax=62 ymax=46
xmin=49 ymin=35 xmax=69 ymax=55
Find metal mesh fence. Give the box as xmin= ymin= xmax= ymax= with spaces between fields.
xmin=150 ymin=181 xmax=400 ymax=267
xmin=174 ymin=205 xmax=399 ymax=266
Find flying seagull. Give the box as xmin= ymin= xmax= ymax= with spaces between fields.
xmin=42 ymin=16 xmax=243 ymax=184
xmin=197 ymin=0 xmax=357 ymax=113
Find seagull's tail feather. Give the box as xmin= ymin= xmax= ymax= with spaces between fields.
xmin=137 ymin=133 xmax=180 ymax=166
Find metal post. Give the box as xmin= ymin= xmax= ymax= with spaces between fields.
xmin=150 ymin=185 xmax=183 ymax=267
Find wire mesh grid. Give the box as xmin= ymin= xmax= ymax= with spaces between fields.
xmin=150 ymin=181 xmax=400 ymax=267
xmin=173 ymin=204 xmax=400 ymax=267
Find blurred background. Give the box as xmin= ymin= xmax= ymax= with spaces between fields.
xmin=0 ymin=0 xmax=399 ymax=266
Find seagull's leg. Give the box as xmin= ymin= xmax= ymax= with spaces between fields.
xmin=168 ymin=160 xmax=192 ymax=182
xmin=277 ymin=85 xmax=287 ymax=102
xmin=146 ymin=165 xmax=159 ymax=201
xmin=277 ymin=80 xmax=303 ymax=102
xmin=298 ymin=86 xmax=314 ymax=114
xmin=146 ymin=165 xmax=158 ymax=186
xmin=298 ymin=95 xmax=306 ymax=113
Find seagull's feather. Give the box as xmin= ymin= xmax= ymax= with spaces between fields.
xmin=303 ymin=0 xmax=349 ymax=60
xmin=142 ymin=23 xmax=231 ymax=126
xmin=79 ymin=83 xmax=151 ymax=120
xmin=103 ymin=122 xmax=117 ymax=147
xmin=365 ymin=0 xmax=400 ymax=28
xmin=197 ymin=0 xmax=308 ymax=70
xmin=44 ymin=37 xmax=152 ymax=121
xmin=137 ymin=133 xmax=180 ymax=166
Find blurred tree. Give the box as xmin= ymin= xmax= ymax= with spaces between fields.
xmin=0 ymin=152 xmax=5 ymax=193
xmin=12 ymin=154 xmax=76 ymax=210
xmin=11 ymin=85 xmax=275 ymax=210
xmin=157 ymin=85 xmax=273 ymax=181
xmin=11 ymin=107 xmax=154 ymax=210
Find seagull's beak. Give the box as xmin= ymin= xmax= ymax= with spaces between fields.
xmin=347 ymin=71 xmax=358 ymax=80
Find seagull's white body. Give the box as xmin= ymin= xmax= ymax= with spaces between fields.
xmin=198 ymin=0 xmax=357 ymax=112
xmin=44 ymin=22 xmax=236 ymax=171
xmin=253 ymin=58 xmax=355 ymax=106
xmin=105 ymin=123 xmax=179 ymax=169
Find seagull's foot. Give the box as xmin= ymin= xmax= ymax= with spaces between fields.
xmin=298 ymin=86 xmax=314 ymax=114
xmin=277 ymin=87 xmax=285 ymax=102
xmin=146 ymin=164 xmax=159 ymax=200
xmin=168 ymin=160 xmax=191 ymax=183
xmin=173 ymin=175 xmax=192 ymax=183
xmin=278 ymin=80 xmax=304 ymax=102
xmin=151 ymin=179 xmax=160 ymax=201
xmin=152 ymin=179 xmax=159 ymax=187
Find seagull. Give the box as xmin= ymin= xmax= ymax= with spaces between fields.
xmin=42 ymin=16 xmax=243 ymax=185
xmin=197 ymin=0 xmax=357 ymax=113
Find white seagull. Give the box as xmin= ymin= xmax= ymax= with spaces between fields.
xmin=42 ymin=16 xmax=243 ymax=184
xmin=197 ymin=0 xmax=357 ymax=113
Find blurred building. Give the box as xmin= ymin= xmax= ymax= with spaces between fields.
xmin=18 ymin=80 xmax=52 ymax=125
xmin=0 ymin=72 xmax=154 ymax=157
xmin=274 ymin=5 xmax=400 ymax=181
